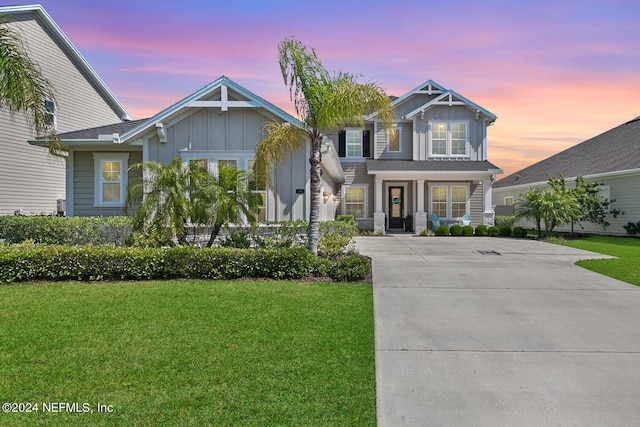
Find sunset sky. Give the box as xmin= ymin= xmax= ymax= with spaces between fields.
xmin=18 ymin=0 xmax=640 ymax=177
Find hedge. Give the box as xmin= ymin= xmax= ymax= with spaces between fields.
xmin=0 ymin=245 xmax=370 ymax=283
xmin=0 ymin=216 xmax=132 ymax=246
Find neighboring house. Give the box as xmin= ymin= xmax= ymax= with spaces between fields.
xmin=327 ymin=80 xmax=501 ymax=233
xmin=493 ymin=117 xmax=640 ymax=235
xmin=0 ymin=5 xmax=131 ymax=215
xmin=33 ymin=76 xmax=345 ymax=221
xmin=31 ymin=77 xmax=501 ymax=232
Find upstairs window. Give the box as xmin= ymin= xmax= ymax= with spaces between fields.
xmin=43 ymin=99 xmax=56 ymax=129
xmin=387 ymin=127 xmax=401 ymax=152
xmin=429 ymin=122 xmax=468 ymax=157
xmin=338 ymin=130 xmax=371 ymax=158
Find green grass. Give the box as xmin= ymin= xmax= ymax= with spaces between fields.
xmin=552 ymin=235 xmax=640 ymax=286
xmin=0 ymin=280 xmax=375 ymax=426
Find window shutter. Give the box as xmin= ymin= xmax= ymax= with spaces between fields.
xmin=338 ymin=131 xmax=346 ymax=157
xmin=363 ymin=130 xmax=371 ymax=158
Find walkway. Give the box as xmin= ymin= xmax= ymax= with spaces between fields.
xmin=355 ymin=235 xmax=640 ymax=426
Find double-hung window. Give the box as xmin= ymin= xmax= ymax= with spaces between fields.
xmin=429 ymin=184 xmax=469 ymax=220
xmin=43 ymin=99 xmax=56 ymax=129
xmin=346 ymin=130 xmax=363 ymax=157
xmin=387 ymin=126 xmax=401 ymax=152
xmin=93 ymin=153 xmax=129 ymax=207
xmin=429 ymin=122 xmax=468 ymax=157
xmin=343 ymin=186 xmax=366 ymax=218
xmin=247 ymin=159 xmax=266 ymax=221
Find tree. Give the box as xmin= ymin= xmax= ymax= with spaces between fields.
xmin=255 ymin=37 xmax=394 ymax=255
xmin=548 ymin=175 xmax=622 ymax=231
xmin=514 ymin=187 xmax=581 ymax=237
xmin=0 ymin=18 xmax=63 ymax=154
xmin=126 ymin=158 xmax=260 ymax=247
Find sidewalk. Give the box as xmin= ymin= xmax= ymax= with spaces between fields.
xmin=356 ymin=235 xmax=640 ymax=427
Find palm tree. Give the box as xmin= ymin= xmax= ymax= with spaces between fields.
xmin=0 ymin=18 xmax=62 ymax=153
xmin=255 ymin=37 xmax=394 ymax=255
xmin=126 ymin=159 xmax=260 ymax=247
xmin=126 ymin=158 xmax=194 ymax=245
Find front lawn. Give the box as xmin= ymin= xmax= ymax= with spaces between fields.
xmin=552 ymin=235 xmax=640 ymax=286
xmin=0 ymin=280 xmax=375 ymax=426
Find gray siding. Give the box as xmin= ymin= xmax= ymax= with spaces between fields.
xmin=0 ymin=12 xmax=123 ymax=215
xmin=470 ymin=181 xmax=483 ymax=224
xmin=73 ymin=150 xmax=142 ymax=217
xmin=493 ymin=174 xmax=639 ymax=236
xmin=376 ymin=122 xmax=413 ymax=160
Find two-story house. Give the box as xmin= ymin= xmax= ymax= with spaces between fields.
xmin=34 ymin=77 xmax=500 ymax=233
xmin=0 ymin=5 xmax=131 ymax=216
xmin=331 ymin=80 xmax=501 ymax=233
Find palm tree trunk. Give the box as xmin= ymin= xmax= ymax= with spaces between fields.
xmin=307 ymin=136 xmax=322 ymax=255
xmin=206 ymin=222 xmax=223 ymax=248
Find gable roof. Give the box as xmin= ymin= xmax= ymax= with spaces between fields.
xmin=118 ymin=76 xmax=303 ymax=143
xmin=494 ymin=116 xmax=640 ymax=188
xmin=366 ymin=79 xmax=497 ymax=123
xmin=0 ymin=4 xmax=132 ymax=121
xmin=56 ymin=119 xmax=148 ymax=140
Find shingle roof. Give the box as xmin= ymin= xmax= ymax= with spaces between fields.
xmin=57 ymin=119 xmax=149 ymax=140
xmin=494 ymin=117 xmax=640 ymax=188
xmin=366 ymin=159 xmax=501 ymax=173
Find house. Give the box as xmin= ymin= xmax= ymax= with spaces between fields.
xmin=330 ymin=80 xmax=501 ymax=233
xmin=33 ymin=76 xmax=345 ymax=221
xmin=493 ymin=117 xmax=640 ymax=235
xmin=31 ymin=77 xmax=501 ymax=232
xmin=0 ymin=5 xmax=131 ymax=216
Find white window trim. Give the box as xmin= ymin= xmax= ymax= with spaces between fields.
xmin=428 ymin=121 xmax=470 ymax=158
xmin=504 ymin=196 xmax=514 ymax=206
xmin=346 ymin=129 xmax=363 ymax=158
xmin=387 ymin=125 xmax=402 ymax=153
xmin=43 ymin=98 xmax=57 ymax=130
xmin=93 ymin=153 xmax=129 ymax=207
xmin=428 ymin=183 xmax=470 ymax=221
xmin=246 ymin=158 xmax=268 ymax=220
xmin=342 ymin=184 xmax=368 ymax=219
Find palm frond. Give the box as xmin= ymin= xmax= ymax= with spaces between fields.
xmin=255 ymin=121 xmax=307 ymax=191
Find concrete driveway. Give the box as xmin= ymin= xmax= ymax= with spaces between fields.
xmin=355 ymin=235 xmax=640 ymax=427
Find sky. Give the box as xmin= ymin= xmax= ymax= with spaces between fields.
xmin=13 ymin=0 xmax=640 ymax=177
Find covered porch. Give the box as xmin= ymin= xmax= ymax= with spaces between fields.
xmin=366 ymin=160 xmax=501 ymax=234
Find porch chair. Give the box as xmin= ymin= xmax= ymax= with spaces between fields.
xmin=460 ymin=214 xmax=471 ymax=226
xmin=430 ymin=213 xmax=440 ymax=230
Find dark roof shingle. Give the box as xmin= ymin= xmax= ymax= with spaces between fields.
xmin=366 ymin=159 xmax=501 ymax=173
xmin=494 ymin=117 xmax=640 ymax=188
xmin=57 ymin=119 xmax=149 ymax=140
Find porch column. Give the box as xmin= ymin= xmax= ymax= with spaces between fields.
xmin=415 ymin=179 xmax=427 ymax=234
xmin=482 ymin=178 xmax=494 ymax=226
xmin=374 ymin=178 xmax=385 ymax=234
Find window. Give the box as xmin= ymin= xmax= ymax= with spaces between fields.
xmin=598 ymin=185 xmax=611 ymax=213
xmin=344 ymin=187 xmax=366 ymax=218
xmin=93 ymin=153 xmax=129 ymax=207
xmin=43 ymin=99 xmax=56 ymax=129
xmin=505 ymin=196 xmax=514 ymax=206
xmin=429 ymin=184 xmax=469 ymax=219
xmin=387 ymin=127 xmax=401 ymax=152
xmin=429 ymin=122 xmax=468 ymax=157
xmin=248 ymin=159 xmax=266 ymax=221
xmin=346 ymin=130 xmax=362 ymax=157
xmin=218 ymin=159 xmax=237 ymax=170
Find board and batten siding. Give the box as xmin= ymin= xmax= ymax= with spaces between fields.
xmin=0 ymin=12 xmax=124 ymax=215
xmin=72 ymin=150 xmax=142 ymax=217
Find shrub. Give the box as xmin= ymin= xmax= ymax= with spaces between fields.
xmin=512 ymin=226 xmax=527 ymax=238
xmin=419 ymin=228 xmax=432 ymax=236
xmin=449 ymin=224 xmax=463 ymax=236
xmin=318 ymin=220 xmax=358 ymax=259
xmin=0 ymin=245 xmax=322 ymax=283
xmin=462 ymin=225 xmax=474 ymax=236
xmin=0 ymin=216 xmax=132 ymax=246
xmin=474 ymin=225 xmax=488 ymax=236
xmin=329 ymin=255 xmax=371 ymax=282
xmin=499 ymin=226 xmax=512 ymax=237
xmin=623 ymin=221 xmax=640 ymax=235
xmin=494 ymin=216 xmax=516 ymax=229
xmin=336 ymin=215 xmax=358 ymax=227
xmin=488 ymin=226 xmax=500 ymax=237
xmin=435 ymin=225 xmax=450 ymax=236
xmin=218 ymin=227 xmax=252 ymax=248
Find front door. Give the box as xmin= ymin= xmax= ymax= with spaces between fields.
xmin=388 ymin=187 xmax=404 ymax=229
